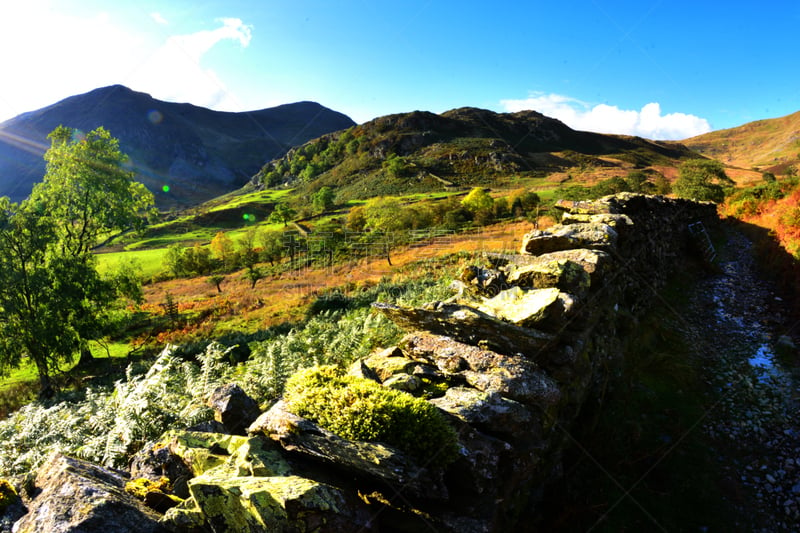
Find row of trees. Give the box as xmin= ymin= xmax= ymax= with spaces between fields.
xmin=163 ymin=186 xmax=543 ymax=279
xmin=0 ymin=127 xmax=155 ymax=396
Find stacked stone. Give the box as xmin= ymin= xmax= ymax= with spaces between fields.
xmin=8 ymin=193 xmax=721 ymax=533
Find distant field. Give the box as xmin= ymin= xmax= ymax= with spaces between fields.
xmin=96 ymin=247 xmax=169 ymax=279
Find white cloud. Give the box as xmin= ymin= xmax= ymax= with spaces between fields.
xmin=500 ymin=93 xmax=711 ymax=140
xmin=0 ymin=4 xmax=148 ymax=121
xmin=0 ymin=7 xmax=253 ymax=122
xmin=126 ymin=18 xmax=253 ymax=111
xmin=150 ymin=12 xmax=169 ymax=25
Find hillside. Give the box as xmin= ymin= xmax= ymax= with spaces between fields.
xmin=0 ymin=85 xmax=355 ymax=206
xmin=684 ymin=110 xmax=800 ymax=171
xmin=252 ymin=106 xmax=700 ymax=200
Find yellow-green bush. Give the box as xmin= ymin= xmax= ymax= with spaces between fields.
xmin=283 ymin=366 xmax=458 ymax=466
xmin=0 ymin=479 xmax=18 ymax=512
xmin=124 ymin=476 xmax=172 ymax=500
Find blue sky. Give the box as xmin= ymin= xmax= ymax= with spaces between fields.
xmin=1 ymin=1 xmax=798 ymax=139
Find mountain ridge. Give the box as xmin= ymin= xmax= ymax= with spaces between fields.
xmin=252 ymin=104 xmax=699 ymax=201
xmin=0 ymin=85 xmax=356 ymax=206
xmin=684 ymin=110 xmax=800 ymax=171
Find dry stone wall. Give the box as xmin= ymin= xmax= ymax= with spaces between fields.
xmin=8 ymin=193 xmax=720 ymax=533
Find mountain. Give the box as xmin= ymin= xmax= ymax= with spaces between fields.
xmin=252 ymin=106 xmax=699 ymax=200
xmin=0 ymin=85 xmax=355 ymax=206
xmin=684 ymin=110 xmax=800 ymax=172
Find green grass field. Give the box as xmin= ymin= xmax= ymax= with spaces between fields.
xmin=95 ymin=247 xmax=169 ymax=279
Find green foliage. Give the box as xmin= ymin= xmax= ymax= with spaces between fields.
xmin=208 ymin=274 xmax=226 ymax=293
xmin=311 ymin=186 xmax=336 ymax=214
xmin=725 ymin=178 xmax=792 ymax=217
xmin=165 ymin=244 xmax=186 ymax=277
xmin=0 ymin=479 xmax=18 ymax=512
xmin=210 ymin=231 xmax=236 ymax=270
xmin=283 ymin=366 xmax=458 ymax=466
xmin=461 ymin=187 xmax=494 ymax=214
xmin=0 ymin=262 xmax=456 ymax=475
xmin=673 ymin=159 xmax=734 ymax=203
xmin=382 ymin=154 xmax=411 ymax=178
xmin=507 ymin=188 xmax=541 ymax=218
xmin=0 ymin=199 xmax=114 ymax=395
xmin=625 ymin=170 xmax=649 ymax=192
xmin=267 ymin=203 xmax=296 ymax=227
xmin=33 ymin=126 xmax=155 ymax=256
xmin=0 ymin=344 xmax=233 ymax=473
xmin=258 ymin=228 xmax=284 ymax=266
xmin=653 ymin=173 xmax=672 ymax=195
xmin=244 ymin=266 xmax=265 ymax=289
xmin=0 ymin=126 xmax=155 ymax=395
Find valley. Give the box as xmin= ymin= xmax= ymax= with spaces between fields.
xmin=0 ymin=89 xmax=798 ymax=531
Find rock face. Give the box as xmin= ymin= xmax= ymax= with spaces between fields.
xmin=10 ymin=193 xmax=720 ymax=532
xmin=207 ymin=383 xmax=261 ymax=435
xmin=13 ymin=453 xmax=167 ymax=533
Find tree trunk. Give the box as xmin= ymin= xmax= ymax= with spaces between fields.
xmin=36 ymin=362 xmax=55 ymax=400
xmin=77 ymin=344 xmax=95 ymax=368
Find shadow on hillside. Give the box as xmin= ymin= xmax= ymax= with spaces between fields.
xmin=728 ymin=218 xmax=800 ymax=336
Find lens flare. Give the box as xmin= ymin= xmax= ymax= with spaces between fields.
xmin=147 ymin=110 xmax=163 ymax=124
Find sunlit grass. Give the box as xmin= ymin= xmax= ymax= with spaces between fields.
xmin=96 ymin=247 xmax=169 ymax=279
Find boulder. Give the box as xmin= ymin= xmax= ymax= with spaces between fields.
xmin=357 ymin=346 xmax=415 ymax=381
xmin=129 ymin=440 xmax=194 ymax=499
xmin=400 ymin=332 xmax=561 ymax=407
xmin=560 ymin=212 xmax=633 ymax=229
xmin=0 ymin=479 xmax=25 ymax=533
xmin=373 ymin=302 xmax=554 ymax=361
xmin=456 ymin=265 xmax=509 ymax=298
xmin=429 ymin=387 xmax=535 ymax=440
xmin=248 ymin=401 xmax=448 ymax=500
xmin=207 ymin=383 xmax=261 ymax=435
xmin=503 ymin=248 xmax=611 ymax=292
xmin=163 ymin=431 xmax=292 ymax=479
xmin=477 ymin=287 xmax=561 ymax=326
xmin=185 ymin=472 xmax=374 ymax=533
xmin=13 ymin=453 xmax=167 ymax=533
xmin=553 ymin=198 xmax=613 ymax=214
xmin=503 ymin=257 xmax=591 ymax=296
xmin=520 ymin=222 xmax=618 ymax=255
xmin=381 ymin=373 xmax=422 ymax=392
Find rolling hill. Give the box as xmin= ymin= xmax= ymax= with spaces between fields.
xmin=684 ymin=110 xmax=800 ymax=172
xmin=252 ymin=106 xmax=700 ymax=200
xmin=0 ymin=85 xmax=355 ymax=206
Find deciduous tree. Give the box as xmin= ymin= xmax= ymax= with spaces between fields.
xmin=0 ymin=126 xmax=155 ymax=396
xmin=673 ymin=159 xmax=734 ymax=203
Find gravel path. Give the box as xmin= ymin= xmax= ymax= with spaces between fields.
xmin=684 ymin=226 xmax=800 ymax=531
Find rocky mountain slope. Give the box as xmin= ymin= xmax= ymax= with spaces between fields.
xmin=0 ymin=85 xmax=355 ymax=206
xmin=253 ymin=106 xmax=700 ymax=201
xmin=684 ymin=110 xmax=800 ymax=172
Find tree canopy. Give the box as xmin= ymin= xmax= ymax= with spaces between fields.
xmin=0 ymin=126 xmax=155 ymax=396
xmin=673 ymin=159 xmax=734 ymax=203
xmin=31 ymin=126 xmax=155 ymax=256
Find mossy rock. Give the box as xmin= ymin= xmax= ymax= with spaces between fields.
xmin=283 ymin=365 xmax=459 ymax=466
xmin=360 ymin=347 xmax=416 ymax=381
xmin=155 ymin=430 xmax=292 ymax=479
xmin=477 ymin=286 xmax=561 ymax=326
xmin=188 ymin=473 xmax=350 ymax=533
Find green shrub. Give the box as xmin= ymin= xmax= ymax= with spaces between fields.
xmin=283 ymin=366 xmax=459 ymax=467
xmin=0 ymin=479 xmax=17 ymax=512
